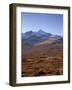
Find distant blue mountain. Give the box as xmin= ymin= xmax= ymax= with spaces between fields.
xmin=22 ymin=30 xmax=62 ymax=47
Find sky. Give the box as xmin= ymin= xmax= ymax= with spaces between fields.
xmin=21 ymin=12 xmax=63 ymax=36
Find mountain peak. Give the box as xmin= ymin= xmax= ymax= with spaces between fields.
xmin=25 ymin=30 xmax=33 ymax=34
xmin=27 ymin=30 xmax=33 ymax=33
xmin=38 ymin=29 xmax=47 ymax=35
xmin=38 ymin=29 xmax=45 ymax=33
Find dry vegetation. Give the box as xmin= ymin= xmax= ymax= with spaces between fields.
xmin=21 ymin=40 xmax=63 ymax=77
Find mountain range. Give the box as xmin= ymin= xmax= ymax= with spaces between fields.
xmin=22 ymin=30 xmax=63 ymax=48
xmin=22 ymin=30 xmax=62 ymax=46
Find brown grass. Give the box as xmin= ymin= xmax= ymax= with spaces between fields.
xmin=21 ymin=41 xmax=63 ymax=77
xmin=22 ymin=55 xmax=63 ymax=77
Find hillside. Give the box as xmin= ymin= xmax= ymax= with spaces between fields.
xmin=21 ymin=30 xmax=63 ymax=77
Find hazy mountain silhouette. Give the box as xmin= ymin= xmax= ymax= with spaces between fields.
xmin=22 ymin=30 xmax=62 ymax=48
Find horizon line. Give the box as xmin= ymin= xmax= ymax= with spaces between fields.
xmin=21 ymin=29 xmax=63 ymax=36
